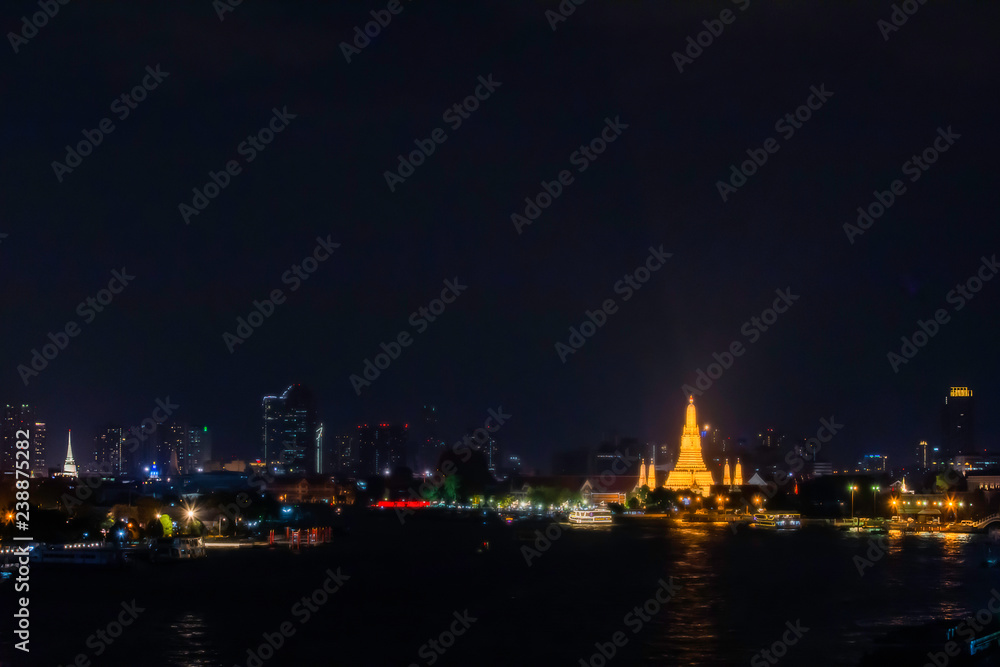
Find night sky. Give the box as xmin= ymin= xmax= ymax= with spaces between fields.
xmin=3 ymin=2 xmax=999 ymax=471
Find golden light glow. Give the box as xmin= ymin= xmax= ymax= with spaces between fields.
xmin=950 ymin=387 xmax=973 ymax=397
xmin=663 ymin=397 xmax=715 ymax=496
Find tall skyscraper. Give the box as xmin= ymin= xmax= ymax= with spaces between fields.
xmin=663 ymin=396 xmax=715 ymax=496
xmin=916 ymin=440 xmax=929 ymax=468
xmin=330 ymin=433 xmax=355 ymax=477
xmin=942 ymin=387 xmax=975 ymax=459
xmin=161 ymin=423 xmax=190 ymax=475
xmin=94 ymin=425 xmax=126 ymax=474
xmin=2 ymin=404 xmax=35 ymax=475
xmin=314 ymin=423 xmax=324 ymax=474
xmin=262 ymin=384 xmax=318 ymax=475
xmin=482 ymin=431 xmax=500 ymax=476
xmin=31 ymin=421 xmax=46 ymax=477
xmin=356 ymin=423 xmax=408 ymax=477
xmin=187 ymin=425 xmax=212 ymax=472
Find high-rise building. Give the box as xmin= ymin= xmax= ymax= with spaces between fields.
xmin=314 ymin=423 xmax=324 ymax=474
xmin=262 ymin=384 xmax=318 ymax=475
xmin=916 ymin=441 xmax=929 ymax=468
xmin=506 ymin=454 xmax=523 ymax=476
xmin=942 ymin=387 xmax=975 ymax=459
xmin=330 ymin=433 xmax=356 ymax=477
xmin=356 ymin=423 xmax=408 ymax=477
xmin=663 ymin=396 xmax=715 ymax=496
xmin=858 ymin=454 xmax=888 ymax=473
xmin=161 ymin=423 xmax=190 ymax=475
xmin=187 ymin=425 xmax=212 ymax=472
xmin=2 ymin=404 xmax=35 ymax=475
xmin=31 ymin=421 xmax=46 ymax=477
xmin=417 ymin=405 xmax=444 ymax=473
xmin=94 ymin=425 xmax=126 ymax=474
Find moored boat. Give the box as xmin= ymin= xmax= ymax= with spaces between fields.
xmin=569 ymin=507 xmax=613 ymax=525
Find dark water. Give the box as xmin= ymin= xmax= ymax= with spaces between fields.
xmin=4 ymin=515 xmax=999 ymax=666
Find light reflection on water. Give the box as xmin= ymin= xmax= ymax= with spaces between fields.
xmin=160 ymin=611 xmax=221 ymax=667
xmin=642 ymin=525 xmax=999 ymax=666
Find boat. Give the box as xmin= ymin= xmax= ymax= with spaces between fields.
xmin=569 ymin=507 xmax=613 ymax=525
xmin=146 ymin=536 xmax=208 ymax=562
xmin=29 ymin=543 xmax=131 ymax=567
xmin=750 ymin=513 xmax=801 ymax=530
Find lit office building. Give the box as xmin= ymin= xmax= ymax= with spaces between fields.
xmin=262 ymin=384 xmax=318 ymax=475
xmin=942 ymin=386 xmax=975 ymax=459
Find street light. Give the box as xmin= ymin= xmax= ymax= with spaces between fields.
xmin=871 ymin=486 xmax=878 ymax=518
xmin=717 ymin=495 xmax=726 ymax=513
xmin=849 ymin=485 xmax=858 ymax=523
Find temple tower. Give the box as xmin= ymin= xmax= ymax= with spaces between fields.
xmin=63 ymin=429 xmax=77 ymax=477
xmin=663 ymin=396 xmax=715 ymax=496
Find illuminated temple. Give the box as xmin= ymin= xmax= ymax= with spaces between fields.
xmin=663 ymin=396 xmax=716 ymax=496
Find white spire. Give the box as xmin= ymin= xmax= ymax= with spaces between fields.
xmin=63 ymin=429 xmax=77 ymax=476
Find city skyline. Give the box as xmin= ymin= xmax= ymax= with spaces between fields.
xmin=4 ymin=382 xmax=989 ymax=476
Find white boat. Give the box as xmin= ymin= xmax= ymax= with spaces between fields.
xmin=147 ymin=536 xmax=207 ymax=561
xmin=569 ymin=508 xmax=613 ymax=524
